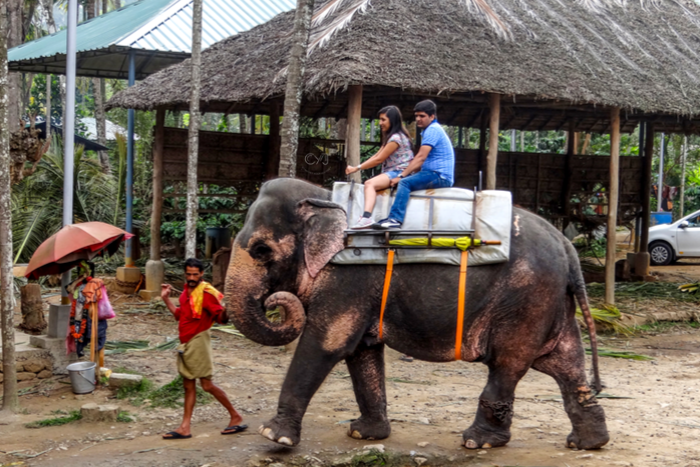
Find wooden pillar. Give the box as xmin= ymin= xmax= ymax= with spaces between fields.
xmin=486 ymin=93 xmax=500 ymax=190
xmin=266 ymin=104 xmax=281 ymax=180
xmin=345 ymin=85 xmax=362 ymax=183
xmin=605 ymin=107 xmax=621 ymax=305
xmin=151 ymin=107 xmax=166 ymax=261
xmin=562 ymin=120 xmax=575 ymax=223
xmin=478 ymin=116 xmax=487 ymax=188
xmin=640 ymin=123 xmax=654 ymax=252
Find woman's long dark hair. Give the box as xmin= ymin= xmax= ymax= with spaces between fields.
xmin=379 ymin=106 xmax=411 ymax=147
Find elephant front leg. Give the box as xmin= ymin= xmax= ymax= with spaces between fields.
xmin=345 ymin=340 xmax=391 ymax=440
xmin=259 ymin=328 xmax=358 ymax=446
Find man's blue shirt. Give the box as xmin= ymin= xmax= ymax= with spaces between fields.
xmin=420 ymin=120 xmax=455 ymax=185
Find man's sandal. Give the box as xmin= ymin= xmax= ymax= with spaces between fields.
xmin=162 ymin=431 xmax=192 ymax=440
xmin=222 ymin=424 xmax=248 ymax=435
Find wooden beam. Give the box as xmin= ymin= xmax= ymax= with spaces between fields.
xmin=446 ymin=107 xmax=463 ymax=125
xmin=605 ymin=107 xmax=621 ymax=305
xmin=466 ymin=109 xmax=484 ymax=129
xmin=150 ymin=108 xmax=166 ymax=261
xmin=562 ymin=120 xmax=575 ymax=222
xmin=478 ymin=114 xmax=487 ymax=187
xmin=486 ymin=93 xmax=500 ymax=190
xmin=640 ymin=122 xmax=654 ymax=253
xmin=520 ymin=113 xmax=538 ymax=131
xmin=266 ymin=104 xmax=281 ymax=180
xmin=346 ymin=85 xmax=363 ymax=183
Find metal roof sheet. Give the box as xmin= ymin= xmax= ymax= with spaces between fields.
xmin=8 ymin=0 xmax=296 ymax=79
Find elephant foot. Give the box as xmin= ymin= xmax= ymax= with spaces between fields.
xmin=566 ymin=426 xmax=609 ymax=450
xmin=348 ymin=417 xmax=391 ymax=440
xmin=258 ymin=417 xmax=301 ymax=447
xmin=462 ymin=424 xmax=510 ymax=450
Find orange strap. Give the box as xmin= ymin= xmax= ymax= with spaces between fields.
xmin=378 ymin=249 xmax=395 ymax=341
xmin=455 ymin=250 xmax=469 ymax=361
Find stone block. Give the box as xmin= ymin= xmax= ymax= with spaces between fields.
xmin=29 ymin=335 xmax=78 ymax=375
xmin=17 ymin=372 xmax=36 ymax=382
xmin=109 ymin=373 xmax=143 ymax=389
xmin=23 ymin=361 xmax=45 ymax=373
xmin=37 ymin=370 xmax=53 ymax=379
xmin=115 ymin=267 xmax=143 ymax=294
xmin=80 ymin=403 xmax=119 ymax=422
xmin=48 ymin=303 xmax=71 ymax=338
xmin=15 ymin=363 xmax=24 ymax=372
xmin=0 ymin=373 xmax=3 ymax=383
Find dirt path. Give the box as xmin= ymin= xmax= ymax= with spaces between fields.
xmin=2 ymin=305 xmax=700 ymax=467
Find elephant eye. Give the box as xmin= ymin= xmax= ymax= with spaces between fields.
xmin=250 ymin=243 xmax=273 ymax=261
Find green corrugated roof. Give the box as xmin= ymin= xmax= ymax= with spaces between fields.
xmin=10 ymin=0 xmax=175 ymax=62
xmin=8 ymin=0 xmax=296 ymax=79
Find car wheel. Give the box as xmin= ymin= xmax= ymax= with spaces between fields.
xmin=649 ymin=242 xmax=673 ymax=266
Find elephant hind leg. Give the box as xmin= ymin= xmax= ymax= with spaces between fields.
xmin=532 ymin=320 xmax=609 ymax=450
xmin=345 ymin=339 xmax=391 ymax=440
xmin=462 ymin=362 xmax=530 ymax=449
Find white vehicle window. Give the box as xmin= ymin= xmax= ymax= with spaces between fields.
xmin=687 ymin=216 xmax=700 ymax=227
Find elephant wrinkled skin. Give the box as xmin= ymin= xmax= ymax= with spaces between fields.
xmin=225 ymin=178 xmax=609 ymax=451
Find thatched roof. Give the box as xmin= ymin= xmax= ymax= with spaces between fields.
xmin=107 ymin=0 xmax=700 ymax=133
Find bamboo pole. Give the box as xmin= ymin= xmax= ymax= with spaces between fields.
xmin=605 ymin=107 xmax=621 ymax=305
xmin=151 ymin=108 xmax=165 ymax=261
xmin=486 ymin=93 xmax=500 ymax=190
xmin=346 ymin=85 xmax=362 ymax=183
xmin=680 ymin=135 xmax=688 ymax=218
xmin=90 ymin=302 xmax=98 ymax=364
xmin=267 ymin=104 xmax=281 ymax=180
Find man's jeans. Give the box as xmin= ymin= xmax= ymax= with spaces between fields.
xmin=388 ymin=171 xmax=452 ymax=223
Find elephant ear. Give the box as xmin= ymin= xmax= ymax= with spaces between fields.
xmin=297 ymin=198 xmax=347 ymax=278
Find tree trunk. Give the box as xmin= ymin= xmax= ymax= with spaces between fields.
xmin=7 ymin=0 xmax=23 ymax=131
xmin=185 ymin=0 xmax=203 ymax=259
xmin=0 ymin=4 xmax=19 ymax=412
xmin=278 ymin=0 xmax=315 ymax=178
xmin=19 ymin=284 xmax=46 ymax=334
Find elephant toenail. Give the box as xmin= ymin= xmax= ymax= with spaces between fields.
xmin=351 ymin=430 xmax=363 ymax=439
xmin=258 ymin=425 xmax=264 ymax=434
xmin=465 ymin=439 xmax=478 ymax=449
xmin=278 ymin=436 xmax=293 ymax=446
xmin=262 ymin=428 xmax=275 ymax=440
xmin=482 ymin=443 xmax=492 ymax=448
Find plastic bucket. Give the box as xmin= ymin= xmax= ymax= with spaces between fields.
xmin=651 ymin=211 xmax=673 ymax=226
xmin=66 ymin=361 xmax=96 ymax=394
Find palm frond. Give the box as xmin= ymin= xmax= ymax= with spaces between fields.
xmin=461 ymin=0 xmax=512 ymax=40
xmin=307 ymin=0 xmax=372 ymax=54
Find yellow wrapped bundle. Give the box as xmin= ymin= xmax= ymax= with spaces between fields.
xmin=388 ymin=237 xmax=482 ymax=251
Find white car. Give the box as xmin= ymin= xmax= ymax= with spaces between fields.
xmin=648 ymin=209 xmax=700 ymax=265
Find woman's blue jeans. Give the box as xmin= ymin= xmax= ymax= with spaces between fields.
xmin=387 ymin=171 xmax=452 ymax=223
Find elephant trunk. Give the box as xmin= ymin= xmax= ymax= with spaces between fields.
xmin=225 ymin=245 xmax=306 ymax=346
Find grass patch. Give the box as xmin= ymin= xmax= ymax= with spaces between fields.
xmin=351 ymin=450 xmax=409 ymax=467
xmin=115 ymin=377 xmax=154 ymax=402
xmin=115 ymin=375 xmax=212 ymax=409
xmin=26 ymin=410 xmax=81 ymax=429
xmin=147 ymin=375 xmax=213 ymax=409
xmin=633 ymin=320 xmax=700 ymax=334
xmin=587 ymin=282 xmax=700 ymax=302
xmin=117 ymin=411 xmax=134 ymax=423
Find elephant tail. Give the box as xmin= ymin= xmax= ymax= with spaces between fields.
xmin=574 ymin=286 xmax=602 ymax=394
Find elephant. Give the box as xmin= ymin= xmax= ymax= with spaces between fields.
xmin=225 ymin=178 xmax=609 ymax=451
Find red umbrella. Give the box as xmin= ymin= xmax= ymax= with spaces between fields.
xmin=25 ymin=222 xmax=133 ymax=280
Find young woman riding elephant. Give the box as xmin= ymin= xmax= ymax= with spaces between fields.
xmin=224 ymin=178 xmax=609 ymax=451
xmin=345 ymin=105 xmax=414 ymax=229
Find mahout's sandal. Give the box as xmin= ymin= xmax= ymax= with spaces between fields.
xmin=162 ymin=431 xmax=192 ymax=440
xmin=222 ymin=424 xmax=248 ymax=435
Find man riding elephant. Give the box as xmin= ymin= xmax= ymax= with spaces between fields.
xmin=224 ymin=178 xmax=608 ymax=451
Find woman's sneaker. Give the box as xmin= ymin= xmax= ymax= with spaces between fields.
xmin=351 ymin=216 xmax=374 ymax=229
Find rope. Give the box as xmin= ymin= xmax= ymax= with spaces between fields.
xmin=378 ymin=249 xmax=395 ymax=341
xmin=455 ymin=250 xmax=469 ymax=361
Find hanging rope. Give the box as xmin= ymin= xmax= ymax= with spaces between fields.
xmin=455 ymin=250 xmax=469 ymax=361
xmin=378 ymin=249 xmax=395 ymax=341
